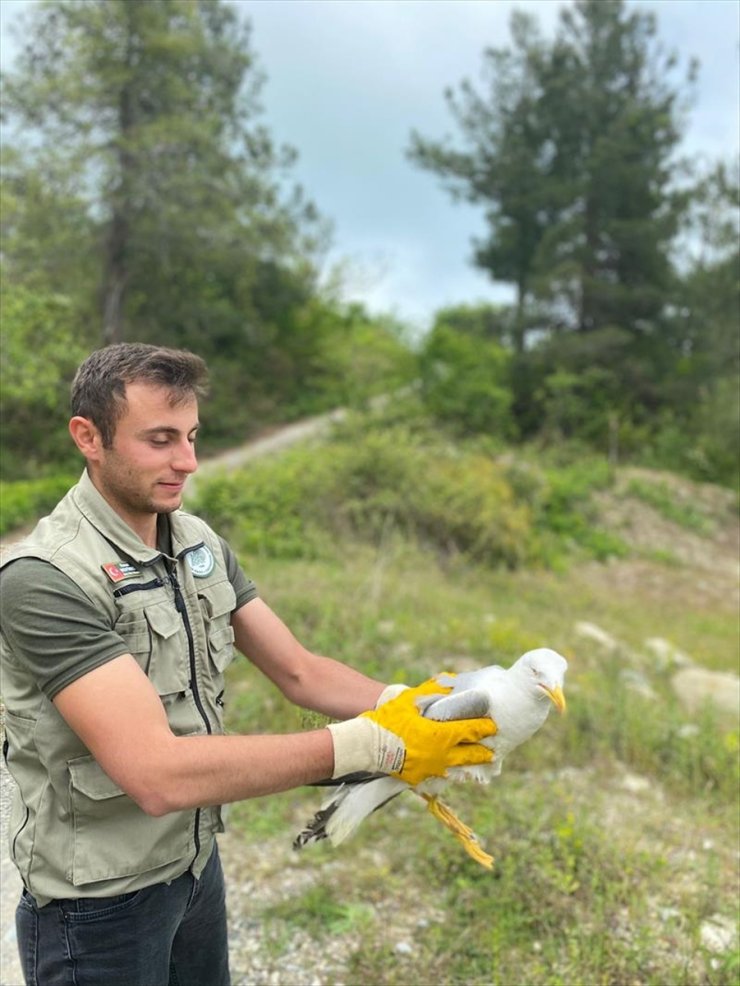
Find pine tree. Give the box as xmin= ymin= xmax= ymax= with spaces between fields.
xmin=2 ymin=0 xmax=323 ymax=348
xmin=408 ymin=0 xmax=695 ymax=340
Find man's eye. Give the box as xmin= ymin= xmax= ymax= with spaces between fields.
xmin=150 ymin=438 xmax=169 ymax=447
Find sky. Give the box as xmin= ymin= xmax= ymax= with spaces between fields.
xmin=1 ymin=0 xmax=739 ymax=332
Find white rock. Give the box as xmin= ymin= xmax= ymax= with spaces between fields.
xmin=700 ymin=915 xmax=737 ymax=953
xmin=574 ymin=621 xmax=620 ymax=650
xmin=621 ymin=772 xmax=652 ymax=793
xmin=672 ymin=668 xmax=740 ymax=718
xmin=394 ymin=941 xmax=414 ymax=956
xmin=645 ymin=637 xmax=694 ymax=669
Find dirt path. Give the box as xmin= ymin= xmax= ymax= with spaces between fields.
xmin=183 ymin=406 xmax=348 ymax=503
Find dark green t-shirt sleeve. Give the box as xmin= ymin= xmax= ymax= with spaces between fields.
xmin=218 ymin=536 xmax=258 ymax=609
xmin=0 ymin=558 xmax=131 ymax=701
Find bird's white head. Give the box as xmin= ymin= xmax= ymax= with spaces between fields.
xmin=514 ymin=648 xmax=568 ymax=713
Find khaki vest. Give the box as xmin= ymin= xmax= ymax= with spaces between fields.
xmin=1 ymin=471 xmax=237 ymax=906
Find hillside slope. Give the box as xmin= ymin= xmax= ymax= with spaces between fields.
xmin=2 ymin=438 xmax=738 ymax=985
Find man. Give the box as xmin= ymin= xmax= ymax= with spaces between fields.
xmin=0 ymin=343 xmax=494 ymax=986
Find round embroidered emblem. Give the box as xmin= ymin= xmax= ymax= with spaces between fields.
xmin=187 ymin=545 xmax=215 ymax=578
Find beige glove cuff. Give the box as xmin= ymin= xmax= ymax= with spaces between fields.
xmin=374 ymin=683 xmax=410 ymax=708
xmin=327 ymin=718 xmax=405 ymax=779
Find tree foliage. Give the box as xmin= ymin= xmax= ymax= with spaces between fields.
xmin=2 ymin=0 xmax=325 ymax=359
xmin=419 ymin=306 xmax=514 ymax=438
xmin=0 ymin=0 xmax=736 ymax=490
xmin=0 ymin=284 xmax=88 ymax=474
xmin=409 ymin=0 xmax=736 ymax=485
xmin=409 ymin=0 xmax=695 ymax=341
xmin=1 ymin=0 xmax=373 ymax=465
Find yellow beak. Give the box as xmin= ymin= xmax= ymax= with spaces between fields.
xmin=542 ymin=684 xmax=566 ymax=714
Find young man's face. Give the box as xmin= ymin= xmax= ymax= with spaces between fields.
xmin=93 ymin=381 xmax=199 ymax=530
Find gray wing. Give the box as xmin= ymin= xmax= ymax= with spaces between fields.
xmin=436 ymin=666 xmax=506 ymax=691
xmin=417 ymin=688 xmax=491 ymax=721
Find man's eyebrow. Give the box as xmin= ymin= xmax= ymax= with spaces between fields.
xmin=138 ymin=424 xmax=200 ymax=437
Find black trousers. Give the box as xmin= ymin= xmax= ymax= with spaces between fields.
xmin=15 ymin=843 xmax=230 ymax=986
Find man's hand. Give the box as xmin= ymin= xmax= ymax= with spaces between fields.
xmin=327 ymin=676 xmax=495 ymax=786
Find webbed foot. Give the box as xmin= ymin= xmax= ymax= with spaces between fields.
xmin=421 ymin=794 xmax=494 ymax=870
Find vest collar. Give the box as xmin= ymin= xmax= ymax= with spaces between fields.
xmin=72 ymin=470 xmax=203 ymax=565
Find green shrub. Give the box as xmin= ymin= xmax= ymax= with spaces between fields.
xmin=0 ymin=474 xmax=78 ymax=536
xmin=500 ymin=453 xmax=627 ymax=563
xmin=193 ymin=420 xmax=630 ymax=571
xmin=420 ymin=323 xmax=514 ymax=438
xmin=194 ymin=426 xmax=533 ymax=568
xmin=190 ymin=450 xmax=329 ymax=560
xmin=0 ymin=286 xmax=90 ymax=478
xmin=626 ymin=477 xmax=714 ymax=533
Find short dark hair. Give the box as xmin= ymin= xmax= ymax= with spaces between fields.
xmin=71 ymin=343 xmax=209 ymax=448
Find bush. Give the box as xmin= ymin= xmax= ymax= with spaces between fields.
xmin=501 ymin=452 xmax=627 ymax=563
xmin=0 ymin=474 xmax=78 ymax=536
xmin=193 ymin=426 xmax=532 ymax=568
xmin=0 ymin=285 xmax=90 ymax=478
xmin=192 ymin=419 xmax=625 ymax=571
xmin=419 ymin=324 xmax=514 ymax=438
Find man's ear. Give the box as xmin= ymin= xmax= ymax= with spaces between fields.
xmin=69 ymin=416 xmax=103 ymax=461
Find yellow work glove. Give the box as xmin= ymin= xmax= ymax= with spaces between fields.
xmin=373 ymin=682 xmax=410 ymax=707
xmin=374 ymin=673 xmax=457 ymax=708
xmin=327 ymin=676 xmax=495 ymax=786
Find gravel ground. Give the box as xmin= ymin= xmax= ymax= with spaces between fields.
xmin=0 ymin=754 xmax=343 ymax=986
xmin=1 ymin=752 xmax=24 ymax=986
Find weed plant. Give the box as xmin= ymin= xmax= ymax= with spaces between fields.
xmin=3 ymin=414 xmax=737 ymax=984
xmin=0 ymin=474 xmax=78 ymax=536
xmin=191 ymin=417 xmax=630 ymax=572
xmin=218 ymin=525 xmax=737 ymax=984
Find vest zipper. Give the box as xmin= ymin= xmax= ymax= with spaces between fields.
xmin=11 ymin=806 xmax=30 ymax=863
xmin=168 ymin=572 xmax=212 ymax=737
xmin=168 ymin=569 xmax=212 ymax=867
xmin=112 ymin=577 xmax=165 ymax=598
xmin=4 ymin=741 xmax=30 ymax=862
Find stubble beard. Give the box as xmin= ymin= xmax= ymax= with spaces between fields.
xmin=98 ymin=456 xmax=183 ymax=520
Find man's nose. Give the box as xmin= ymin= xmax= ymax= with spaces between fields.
xmin=172 ymin=439 xmax=198 ymax=474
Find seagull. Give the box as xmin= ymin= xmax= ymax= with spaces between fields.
xmin=294 ymin=648 xmax=568 ymax=868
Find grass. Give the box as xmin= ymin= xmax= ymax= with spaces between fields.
xmin=625 ymin=477 xmax=716 ymax=534
xmin=3 ymin=419 xmax=737 ymax=983
xmin=221 ymin=530 xmax=738 ymax=985
xmin=0 ymin=473 xmax=78 ymax=536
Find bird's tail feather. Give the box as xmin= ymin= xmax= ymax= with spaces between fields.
xmin=294 ymin=776 xmax=404 ymax=849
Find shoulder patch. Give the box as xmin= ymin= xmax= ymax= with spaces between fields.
xmin=186 ymin=545 xmax=215 ymax=578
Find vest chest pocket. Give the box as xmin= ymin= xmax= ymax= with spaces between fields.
xmin=114 ymin=603 xmax=189 ymax=695
xmin=113 ymin=615 xmax=150 ymax=660
xmin=198 ymin=581 xmax=237 ymax=674
xmin=143 ymin=604 xmax=190 ymax=694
